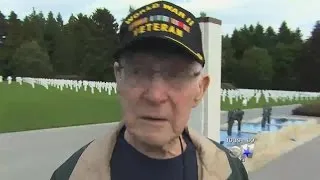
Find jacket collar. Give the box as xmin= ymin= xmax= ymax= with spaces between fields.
xmin=69 ymin=122 xmax=231 ymax=180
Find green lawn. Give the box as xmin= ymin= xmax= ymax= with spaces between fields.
xmin=0 ymin=83 xmax=121 ymax=133
xmin=0 ymin=82 xmax=319 ymax=133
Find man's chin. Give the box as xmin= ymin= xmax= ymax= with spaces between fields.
xmin=140 ymin=134 xmax=173 ymax=147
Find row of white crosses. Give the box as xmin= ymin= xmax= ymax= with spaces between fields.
xmin=221 ymin=89 xmax=320 ymax=106
xmin=0 ymin=75 xmax=12 ymax=83
xmin=0 ymin=76 xmax=117 ymax=95
xmin=1 ymin=76 xmax=320 ymax=102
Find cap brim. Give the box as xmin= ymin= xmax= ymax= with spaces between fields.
xmin=113 ymin=35 xmax=204 ymax=66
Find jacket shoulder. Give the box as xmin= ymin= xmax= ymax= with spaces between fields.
xmin=50 ymin=141 xmax=93 ymax=180
xmin=208 ymin=139 xmax=249 ymax=180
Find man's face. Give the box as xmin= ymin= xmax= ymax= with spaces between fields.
xmin=114 ymin=51 xmax=210 ymax=146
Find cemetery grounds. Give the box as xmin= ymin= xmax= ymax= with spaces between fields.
xmin=0 ymin=79 xmax=320 ymax=176
xmin=1 ymin=81 xmax=319 ymax=133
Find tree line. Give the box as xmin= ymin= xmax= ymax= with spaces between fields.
xmin=0 ymin=8 xmax=319 ymax=91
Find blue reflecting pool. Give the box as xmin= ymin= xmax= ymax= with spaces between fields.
xmin=230 ymin=122 xmax=283 ymax=133
xmin=219 ymin=118 xmax=307 ymax=147
xmin=220 ymin=130 xmax=257 ymax=148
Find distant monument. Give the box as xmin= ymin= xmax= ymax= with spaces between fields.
xmin=261 ymin=106 xmax=272 ymax=128
xmin=227 ymin=109 xmax=245 ymax=136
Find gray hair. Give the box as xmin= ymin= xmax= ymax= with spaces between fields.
xmin=191 ymin=61 xmax=204 ymax=74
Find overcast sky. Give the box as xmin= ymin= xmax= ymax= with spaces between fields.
xmin=1 ymin=0 xmax=319 ymax=39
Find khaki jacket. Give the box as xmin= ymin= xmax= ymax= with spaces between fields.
xmin=51 ymin=122 xmax=248 ymax=180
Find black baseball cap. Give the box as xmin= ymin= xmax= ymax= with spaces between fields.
xmin=114 ymin=0 xmax=205 ymax=66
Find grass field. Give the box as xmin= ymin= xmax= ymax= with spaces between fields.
xmin=0 ymin=82 xmax=319 ymax=133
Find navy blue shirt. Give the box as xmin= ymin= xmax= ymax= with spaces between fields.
xmin=110 ymin=127 xmax=198 ymax=180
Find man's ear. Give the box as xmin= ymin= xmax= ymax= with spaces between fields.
xmin=193 ymin=75 xmax=210 ymax=107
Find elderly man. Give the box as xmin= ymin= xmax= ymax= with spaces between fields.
xmin=50 ymin=1 xmax=248 ymax=180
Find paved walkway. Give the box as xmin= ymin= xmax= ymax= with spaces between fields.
xmin=0 ymin=123 xmax=117 ymax=180
xmin=249 ymin=136 xmax=320 ymax=180
xmin=0 ymin=104 xmax=310 ymax=180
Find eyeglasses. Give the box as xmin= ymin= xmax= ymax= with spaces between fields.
xmin=119 ymin=65 xmax=200 ymax=89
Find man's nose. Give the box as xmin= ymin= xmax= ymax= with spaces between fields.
xmin=142 ymin=78 xmax=169 ymax=105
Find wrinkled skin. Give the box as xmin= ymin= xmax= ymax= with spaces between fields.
xmin=114 ymin=49 xmax=210 ymax=158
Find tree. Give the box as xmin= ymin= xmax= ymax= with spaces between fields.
xmin=0 ymin=11 xmax=7 ymax=74
xmin=292 ymin=28 xmax=303 ymax=43
xmin=1 ymin=7 xmax=317 ymax=91
xmin=9 ymin=40 xmax=53 ymax=77
xmin=264 ymin=26 xmax=277 ymax=55
xmin=253 ymin=23 xmax=265 ymax=48
xmin=56 ymin=13 xmax=63 ymax=27
xmin=81 ymin=8 xmax=119 ymax=81
xmin=44 ymin=11 xmax=60 ymax=72
xmin=50 ymin=14 xmax=78 ymax=76
xmin=121 ymin=5 xmax=136 ymax=22
xmin=272 ymin=24 xmax=303 ymax=90
xmin=308 ymin=21 xmax=320 ymax=62
xmin=295 ymin=21 xmax=320 ymax=91
xmin=272 ymin=42 xmax=301 ymax=90
xmin=221 ymin=35 xmax=237 ymax=83
xmin=0 ymin=11 xmax=6 ymax=44
xmin=231 ymin=28 xmax=251 ymax=59
xmin=248 ymin=25 xmax=254 ymax=33
xmin=129 ymin=5 xmax=135 ymax=13
xmin=66 ymin=13 xmax=92 ymax=74
xmin=200 ymin=11 xmax=207 ymax=17
xmin=239 ymin=47 xmax=273 ymax=88
xmin=0 ymin=11 xmax=23 ymax=76
xmin=22 ymin=8 xmax=46 ymax=47
xmin=277 ymin=21 xmax=295 ymax=44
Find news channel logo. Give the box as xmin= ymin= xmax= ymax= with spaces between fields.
xmin=228 ymin=143 xmax=255 ymax=162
